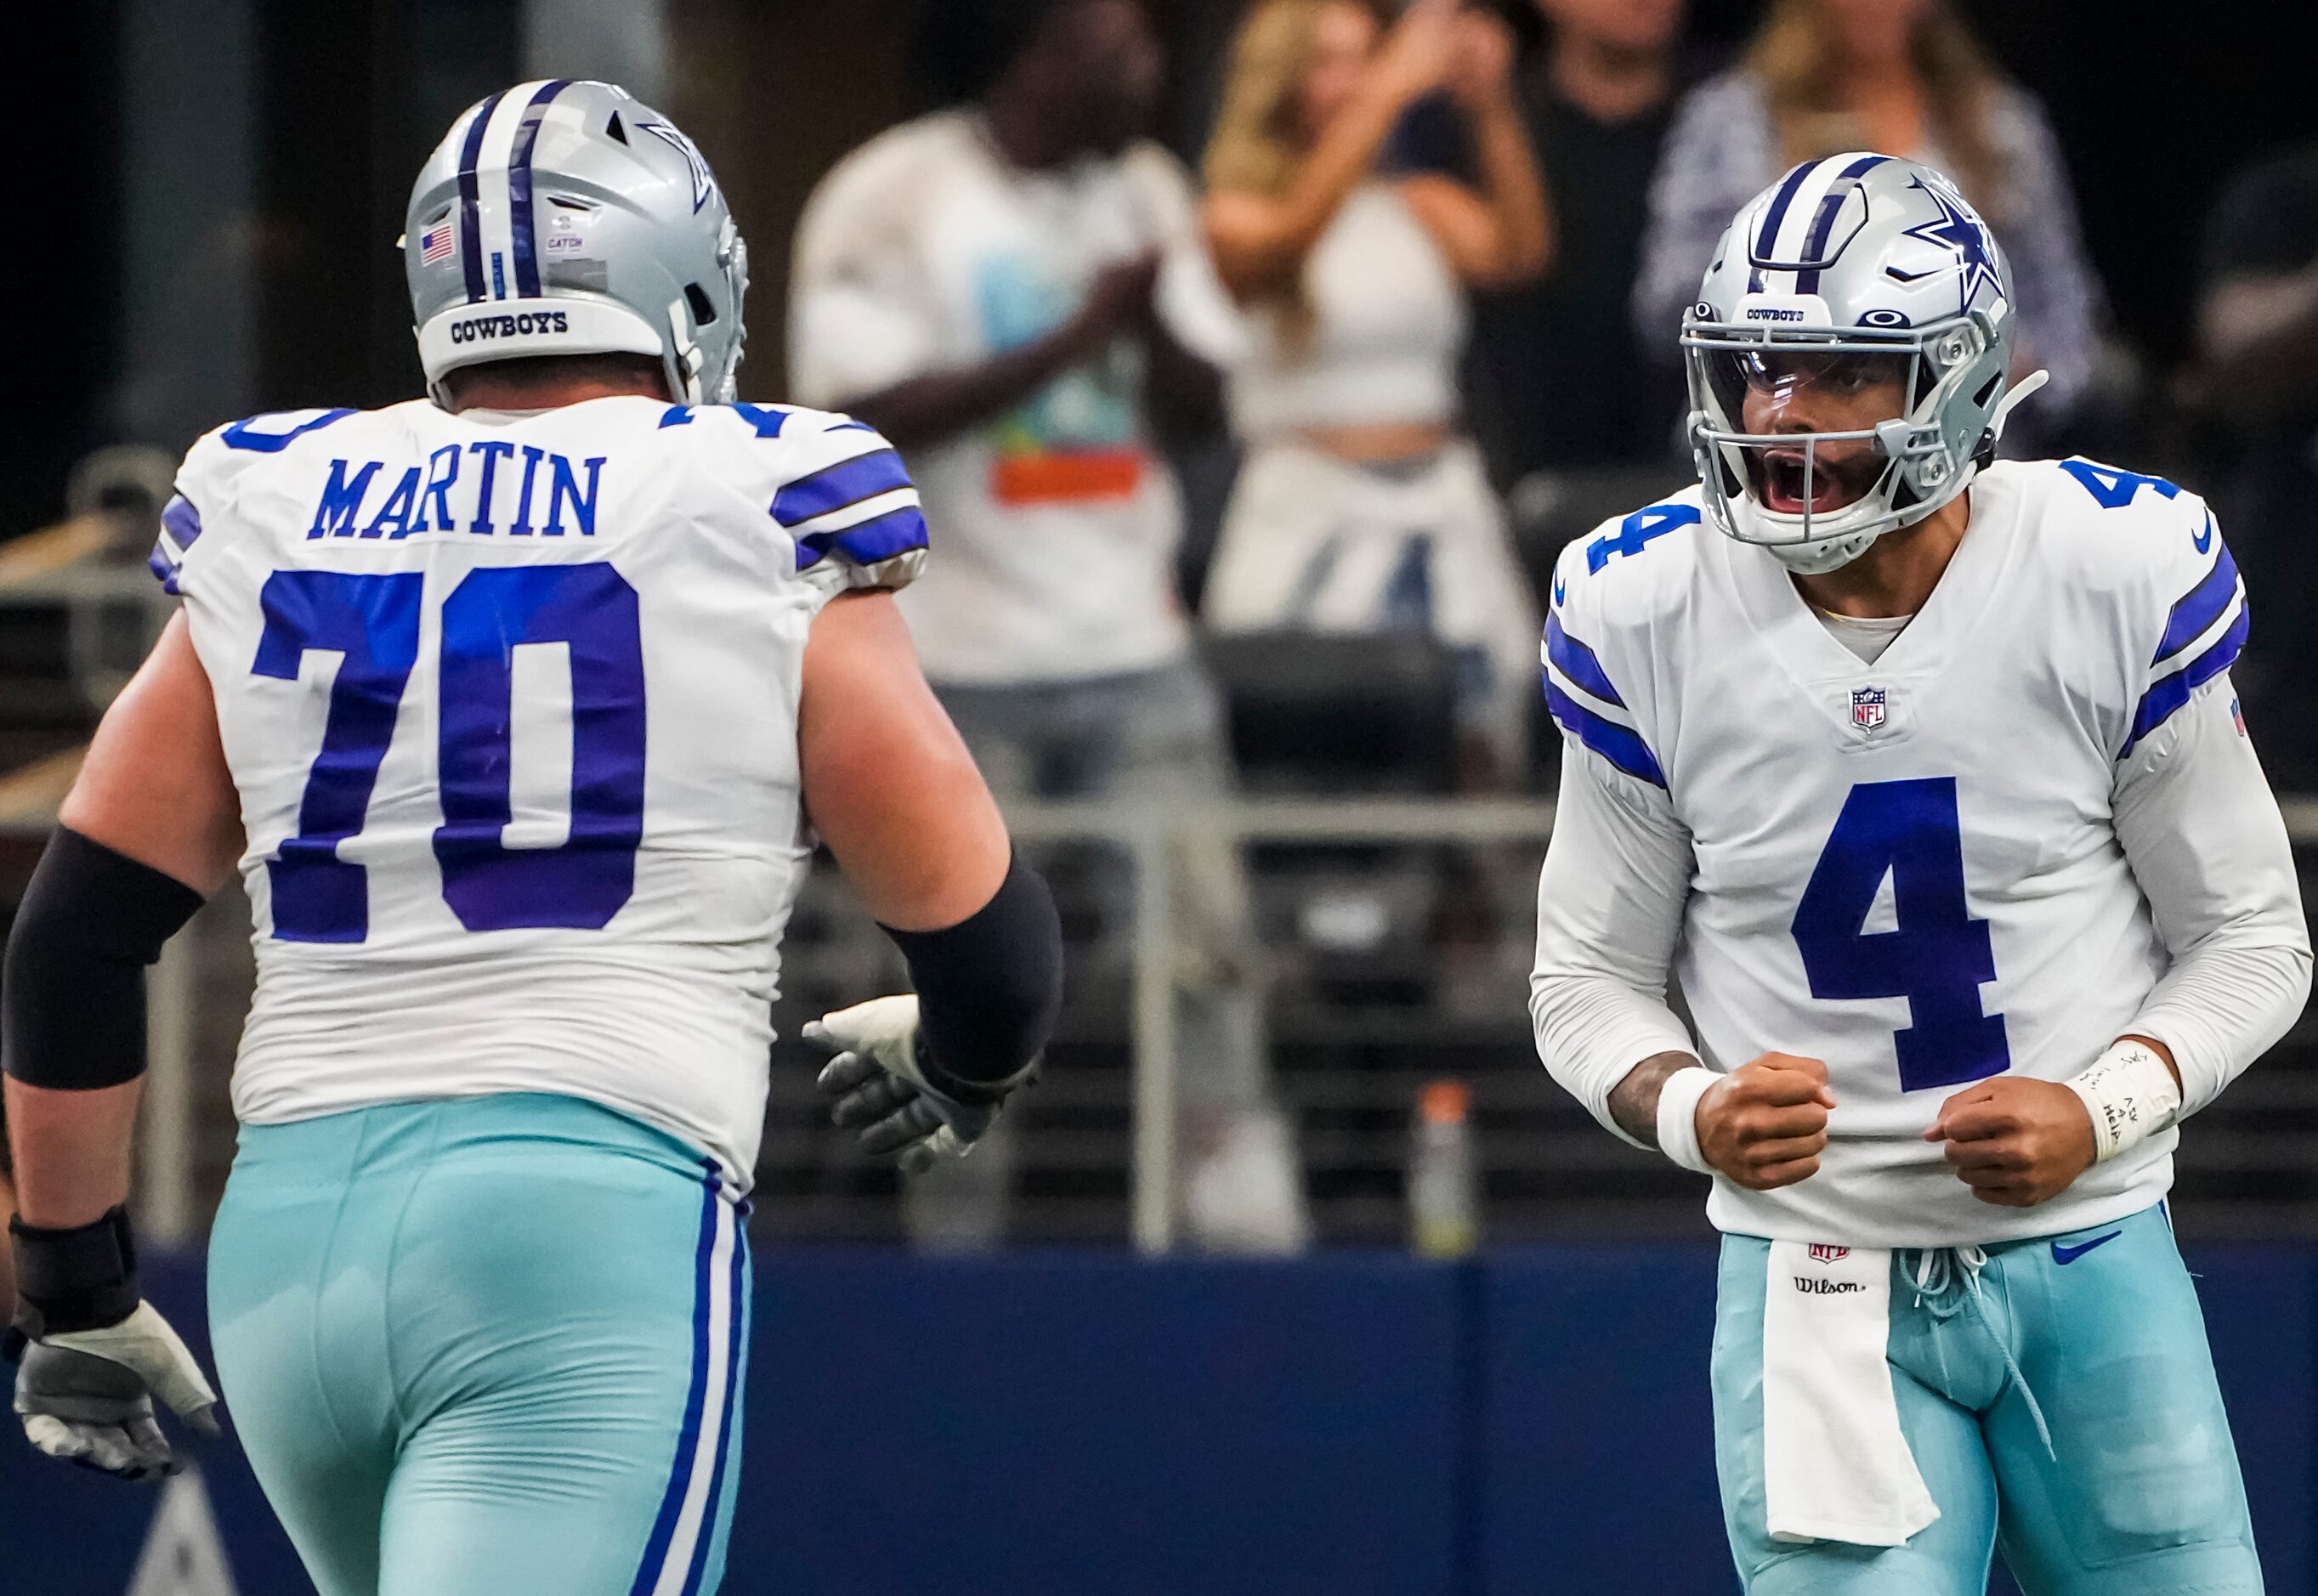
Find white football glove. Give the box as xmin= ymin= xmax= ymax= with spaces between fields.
xmin=808 ymin=995 xmax=1024 ymax=1174
xmin=15 ymin=1301 xmax=220 ymax=1480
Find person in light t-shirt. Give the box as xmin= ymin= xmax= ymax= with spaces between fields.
xmin=790 ymin=0 xmax=1307 ymax=1253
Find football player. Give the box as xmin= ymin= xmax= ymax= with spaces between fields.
xmin=1532 ymin=155 xmax=2309 ymax=1593
xmin=2 ymin=82 xmax=1062 ymax=1596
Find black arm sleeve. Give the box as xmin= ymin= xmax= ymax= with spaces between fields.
xmin=3 ymin=828 xmax=205 ymax=1091
xmin=880 ymin=853 xmax=1063 ymax=1095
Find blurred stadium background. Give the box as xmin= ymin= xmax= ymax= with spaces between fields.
xmin=5 ymin=1 xmax=2318 ymax=1592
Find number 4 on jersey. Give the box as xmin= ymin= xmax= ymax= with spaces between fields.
xmin=1793 ymin=778 xmax=2010 ymax=1091
xmin=2058 ymin=459 xmax=2179 ymax=510
xmin=1586 ymin=503 xmax=1699 ymax=574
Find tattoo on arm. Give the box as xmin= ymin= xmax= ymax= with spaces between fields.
xmin=1608 ymin=1052 xmax=1702 ymax=1148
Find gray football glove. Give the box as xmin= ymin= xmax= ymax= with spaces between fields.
xmin=808 ymin=994 xmax=1022 ymax=1174
xmin=14 ymin=1301 xmax=220 ymax=1480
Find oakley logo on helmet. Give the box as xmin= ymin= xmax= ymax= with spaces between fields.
xmin=449 ymin=310 xmax=572 ymax=343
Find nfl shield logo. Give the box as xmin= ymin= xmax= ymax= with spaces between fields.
xmin=1809 ymin=1244 xmax=1850 ymax=1265
xmin=1850 ymin=687 xmax=1887 ymax=730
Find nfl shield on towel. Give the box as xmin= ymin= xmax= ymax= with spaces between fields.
xmin=1850 ymin=688 xmax=1887 ymax=730
xmin=1808 ymin=1244 xmax=1850 ymax=1264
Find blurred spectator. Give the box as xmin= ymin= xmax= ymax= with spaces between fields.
xmin=789 ymin=0 xmax=1309 ymax=1253
xmin=1199 ymin=0 xmax=1550 ymax=784
xmin=1470 ymin=0 xmax=1691 ymax=480
xmin=2186 ymin=138 xmax=2318 ymax=788
xmin=1632 ymin=0 xmax=2101 ymax=445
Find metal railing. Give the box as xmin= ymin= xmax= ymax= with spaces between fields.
xmin=1005 ymin=797 xmax=1555 ymax=1252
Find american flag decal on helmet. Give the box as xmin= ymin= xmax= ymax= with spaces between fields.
xmin=419 ymin=222 xmax=456 ymax=264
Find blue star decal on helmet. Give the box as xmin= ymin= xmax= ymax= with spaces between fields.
xmin=638 ymin=118 xmax=717 ymax=213
xmin=1901 ymin=176 xmax=2003 ymax=314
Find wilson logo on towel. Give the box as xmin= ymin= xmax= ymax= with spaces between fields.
xmin=1793 ymin=1277 xmax=1866 ymax=1295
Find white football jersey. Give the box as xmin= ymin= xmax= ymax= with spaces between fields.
xmin=1535 ymin=458 xmax=2299 ymax=1246
xmin=155 ymin=396 xmax=927 ymax=1184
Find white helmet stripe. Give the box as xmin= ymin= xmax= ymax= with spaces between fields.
xmin=1754 ymin=150 xmax=1884 ymax=283
xmin=451 ymin=91 xmax=503 ymax=303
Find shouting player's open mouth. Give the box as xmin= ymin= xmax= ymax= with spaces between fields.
xmin=1752 ymin=440 xmax=1884 ymax=516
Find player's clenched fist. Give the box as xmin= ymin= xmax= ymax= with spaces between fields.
xmin=1696 ymin=1054 xmax=1836 ymax=1191
xmin=1924 ymin=1078 xmax=2097 ymax=1207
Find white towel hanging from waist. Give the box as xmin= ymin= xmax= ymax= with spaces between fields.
xmin=1761 ymin=1240 xmax=1941 ymax=1547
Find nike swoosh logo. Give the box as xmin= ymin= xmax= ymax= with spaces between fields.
xmin=2193 ymin=515 xmax=2215 ymax=553
xmin=2052 ymin=1231 xmax=2122 ymax=1265
xmin=1884 ymin=265 xmax=1935 ymax=282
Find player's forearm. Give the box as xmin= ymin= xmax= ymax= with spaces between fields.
xmin=1528 ymin=968 xmax=1698 ymax=1147
xmin=1606 ymin=1051 xmax=1703 ymax=1148
xmin=2124 ymin=935 xmax=2311 ymax=1118
xmin=4 ymin=1079 xmax=140 ymax=1230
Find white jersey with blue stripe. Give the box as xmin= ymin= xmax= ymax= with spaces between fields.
xmin=154 ymin=395 xmax=926 ymax=1185
xmin=1533 ymin=457 xmax=2307 ymax=1245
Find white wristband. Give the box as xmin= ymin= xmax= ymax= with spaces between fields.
xmin=1655 ymin=1066 xmax=1722 ymax=1176
xmin=2065 ymin=1040 xmax=2183 ymax=1163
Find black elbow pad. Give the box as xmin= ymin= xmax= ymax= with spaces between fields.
xmin=3 ymin=828 xmax=205 ymax=1091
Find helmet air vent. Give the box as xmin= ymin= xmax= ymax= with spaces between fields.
xmin=684 ymin=282 xmax=717 ymax=327
xmin=605 ymin=110 xmax=628 ymax=144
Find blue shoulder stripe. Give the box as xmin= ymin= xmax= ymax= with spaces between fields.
xmin=148 ymin=495 xmax=203 ymax=595
xmin=796 ymin=505 xmax=928 ymax=572
xmin=2152 ymin=540 xmax=2239 ymax=665
xmin=771 ymin=449 xmax=912 ymax=529
xmin=2122 ymin=603 xmax=2250 ymax=758
xmin=1544 ymin=613 xmax=1625 ymax=707
xmin=1544 ymin=682 xmax=1666 ymax=788
xmin=160 ymin=494 xmax=202 ymax=552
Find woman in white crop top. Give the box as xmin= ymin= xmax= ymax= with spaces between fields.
xmin=1200 ymin=0 xmax=1552 ymax=781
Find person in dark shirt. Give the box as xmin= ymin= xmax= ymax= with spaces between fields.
xmin=2188 ymin=140 xmax=2318 ymax=786
xmin=1468 ymin=0 xmax=1689 ymax=480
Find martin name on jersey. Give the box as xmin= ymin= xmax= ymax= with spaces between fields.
xmin=150 ymin=397 xmax=927 ymax=1184
xmin=1537 ymin=455 xmax=2297 ymax=1247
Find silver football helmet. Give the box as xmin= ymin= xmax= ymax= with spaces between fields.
xmin=404 ymin=80 xmax=749 ymax=406
xmin=1683 ymin=154 xmax=2046 ymax=574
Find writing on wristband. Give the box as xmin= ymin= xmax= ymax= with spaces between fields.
xmin=2064 ymin=1040 xmax=2182 ymax=1163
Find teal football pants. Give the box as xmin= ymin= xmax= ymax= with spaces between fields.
xmin=208 ymin=1095 xmax=750 ymax=1596
xmin=1714 ymin=1205 xmax=2260 ymax=1594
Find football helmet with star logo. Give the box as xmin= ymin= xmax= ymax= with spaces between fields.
xmin=402 ymin=80 xmax=750 ymax=407
xmin=1680 ymin=154 xmax=2045 ymax=574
